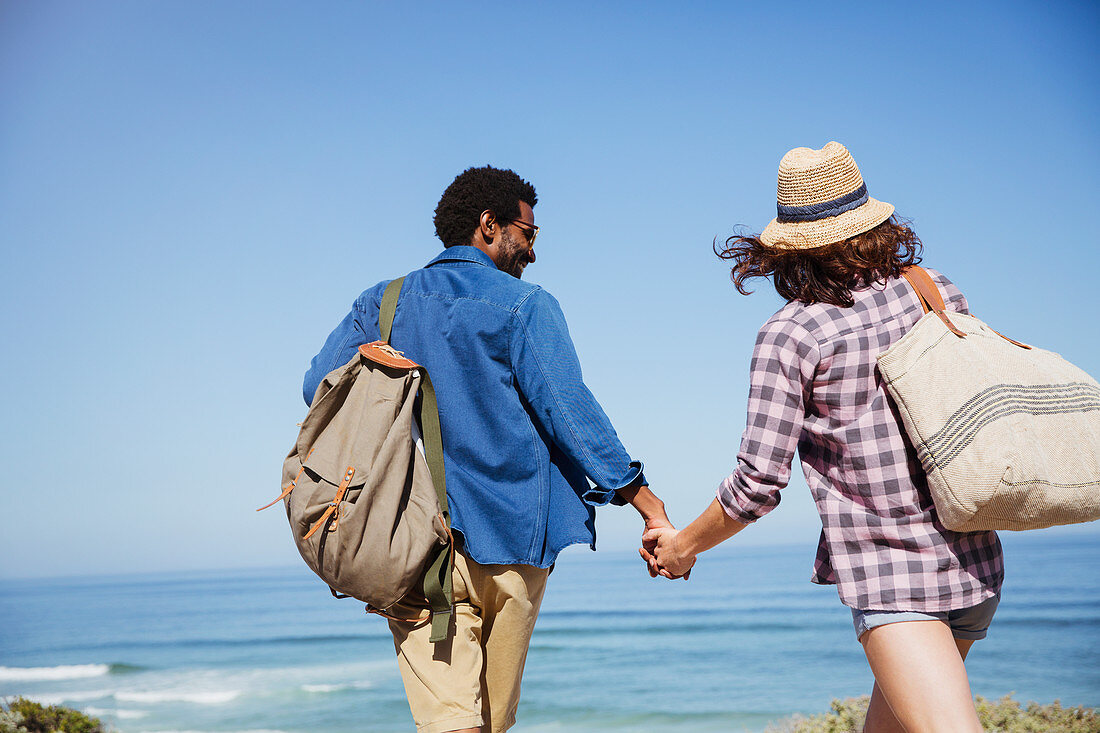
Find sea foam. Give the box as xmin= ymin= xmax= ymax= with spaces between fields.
xmin=300 ymin=680 xmax=372 ymax=693
xmin=115 ymin=690 xmax=241 ymax=705
xmin=19 ymin=691 xmax=113 ymax=706
xmin=0 ymin=664 xmax=110 ymax=681
xmin=84 ymin=707 xmax=149 ymax=720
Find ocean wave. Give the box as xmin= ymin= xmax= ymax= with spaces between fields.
xmin=84 ymin=707 xmax=149 ymax=720
xmin=0 ymin=664 xmax=110 ymax=681
xmin=115 ymin=690 xmax=241 ymax=705
xmin=300 ymin=681 xmax=372 ymax=693
xmin=19 ymin=691 xmax=114 ymax=706
xmin=55 ymin=632 xmax=389 ymax=654
xmin=533 ymin=620 xmax=803 ymax=639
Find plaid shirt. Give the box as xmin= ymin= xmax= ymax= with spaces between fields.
xmin=718 ymin=269 xmax=1003 ymax=611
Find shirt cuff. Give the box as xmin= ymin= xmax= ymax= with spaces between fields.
xmin=715 ymin=472 xmax=777 ymax=524
xmin=583 ymin=461 xmax=645 ymax=507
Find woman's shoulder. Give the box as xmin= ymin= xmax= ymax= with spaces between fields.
xmin=756 ymin=301 xmax=824 ymax=354
xmin=758 ymin=264 xmax=969 ymax=343
xmin=919 ymin=265 xmax=953 ymax=288
xmin=761 ymin=293 xmax=857 ymax=340
xmin=911 ymin=265 xmax=969 ymax=315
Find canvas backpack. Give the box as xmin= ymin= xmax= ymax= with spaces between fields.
xmin=259 ymin=276 xmax=454 ymax=641
xmin=877 ymin=266 xmax=1100 ymax=532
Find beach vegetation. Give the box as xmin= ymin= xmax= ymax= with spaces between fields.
xmin=767 ymin=694 xmax=1100 ymax=732
xmin=0 ymin=697 xmax=107 ymax=733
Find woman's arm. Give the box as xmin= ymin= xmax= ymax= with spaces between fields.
xmin=641 ymin=499 xmax=747 ymax=577
xmin=642 ymin=316 xmax=818 ymax=577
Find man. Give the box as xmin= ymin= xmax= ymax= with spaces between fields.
xmin=303 ymin=165 xmax=672 ymax=733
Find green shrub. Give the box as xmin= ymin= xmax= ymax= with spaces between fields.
xmin=767 ymin=697 xmax=870 ymax=733
xmin=974 ymin=695 xmax=1100 ymax=733
xmin=0 ymin=698 xmax=107 ymax=733
xmin=767 ymin=694 xmax=1100 ymax=733
xmin=0 ymin=706 xmax=26 ymax=733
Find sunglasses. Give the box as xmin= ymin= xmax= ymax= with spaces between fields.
xmin=501 ymin=218 xmax=539 ymax=245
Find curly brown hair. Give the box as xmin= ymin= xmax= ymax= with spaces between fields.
xmin=715 ymin=216 xmax=923 ymax=307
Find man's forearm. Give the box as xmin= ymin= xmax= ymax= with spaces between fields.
xmin=617 ymin=481 xmax=667 ymax=523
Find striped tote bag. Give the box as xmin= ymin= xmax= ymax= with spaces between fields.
xmin=877 ymin=266 xmax=1100 ymax=532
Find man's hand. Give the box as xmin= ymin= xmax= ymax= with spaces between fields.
xmin=639 ymin=513 xmax=677 ymax=578
xmin=641 ymin=526 xmax=697 ymax=578
xmin=620 ymin=479 xmax=695 ymax=576
xmin=642 ymin=498 xmax=749 ymax=580
xmin=617 ymin=481 xmax=690 ymax=580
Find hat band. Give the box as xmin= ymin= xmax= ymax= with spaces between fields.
xmin=776 ymin=183 xmax=868 ymax=223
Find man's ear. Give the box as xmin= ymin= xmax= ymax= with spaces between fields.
xmin=477 ymin=209 xmax=497 ymax=242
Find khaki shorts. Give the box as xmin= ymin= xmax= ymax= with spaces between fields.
xmin=387 ymin=550 xmax=549 ymax=733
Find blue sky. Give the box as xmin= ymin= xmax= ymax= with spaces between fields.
xmin=1 ymin=1 xmax=1098 ymax=578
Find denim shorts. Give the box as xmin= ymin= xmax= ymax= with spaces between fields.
xmin=851 ymin=593 xmax=1000 ymax=641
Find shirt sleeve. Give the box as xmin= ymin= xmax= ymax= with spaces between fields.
xmin=510 ymin=288 xmax=644 ymax=506
xmin=717 ymin=317 xmax=819 ymax=523
xmin=301 ymin=285 xmax=385 ymax=405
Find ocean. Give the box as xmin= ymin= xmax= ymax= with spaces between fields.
xmin=2 ymin=532 xmax=1097 ymax=732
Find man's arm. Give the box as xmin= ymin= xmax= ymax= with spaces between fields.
xmin=509 ymin=288 xmax=653 ymax=506
xmin=617 ymin=481 xmax=665 ymax=522
xmin=618 ymin=480 xmax=685 ymax=578
xmin=302 ymin=286 xmax=387 ymax=405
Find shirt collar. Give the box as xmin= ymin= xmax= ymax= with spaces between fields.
xmin=425 ymin=245 xmax=498 ymax=270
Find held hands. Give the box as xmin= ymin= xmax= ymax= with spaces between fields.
xmin=640 ymin=525 xmax=696 ymax=580
xmin=639 ymin=514 xmax=678 ymax=579
xmin=635 ymin=497 xmax=744 ymax=580
xmin=618 ymin=481 xmax=696 ymax=581
xmin=641 ymin=498 xmax=748 ymax=580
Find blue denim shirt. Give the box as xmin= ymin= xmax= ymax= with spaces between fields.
xmin=303 ymin=246 xmax=644 ymax=568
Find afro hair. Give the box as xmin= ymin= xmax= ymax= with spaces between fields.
xmin=433 ymin=165 xmax=538 ymax=247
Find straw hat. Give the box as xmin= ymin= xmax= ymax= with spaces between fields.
xmin=760 ymin=142 xmax=894 ymax=250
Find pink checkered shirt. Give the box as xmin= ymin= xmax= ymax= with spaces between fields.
xmin=718 ymin=269 xmax=1003 ymax=611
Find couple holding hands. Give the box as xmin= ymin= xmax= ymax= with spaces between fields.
xmin=303 ymin=143 xmax=1001 ymax=733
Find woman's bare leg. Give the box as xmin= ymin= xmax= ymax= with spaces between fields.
xmin=863 ymin=636 xmax=977 ymax=732
xmin=863 ymin=682 xmax=906 ymax=733
xmin=860 ymin=621 xmax=981 ymax=733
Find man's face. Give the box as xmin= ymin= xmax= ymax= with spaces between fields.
xmin=495 ymin=200 xmax=537 ymax=279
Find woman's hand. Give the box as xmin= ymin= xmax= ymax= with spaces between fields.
xmin=640 ymin=498 xmax=749 ymax=579
xmin=641 ymin=526 xmax=697 ymax=578
xmin=639 ymin=514 xmax=687 ymax=579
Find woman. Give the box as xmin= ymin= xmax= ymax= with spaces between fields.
xmin=643 ymin=142 xmax=1003 ymax=733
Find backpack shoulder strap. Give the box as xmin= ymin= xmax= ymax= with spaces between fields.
xmin=376 ymin=272 xmax=454 ymax=642
xmin=379 ymin=277 xmax=405 ymax=343
xmin=416 ymin=368 xmax=453 ymax=642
